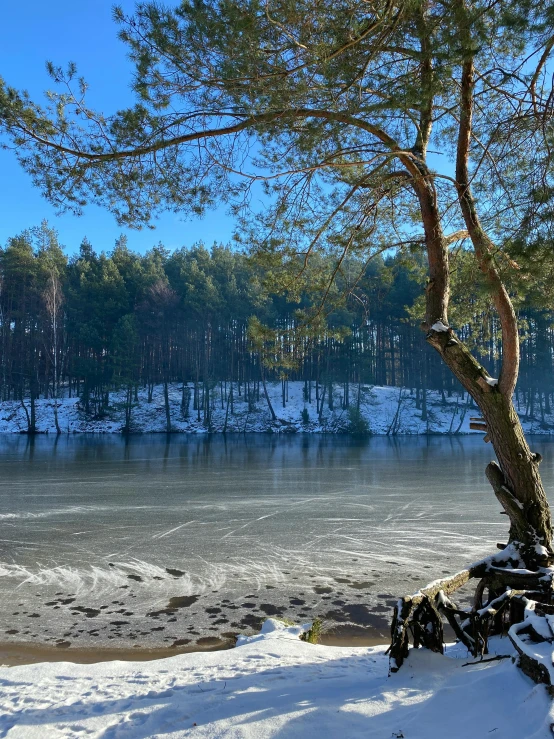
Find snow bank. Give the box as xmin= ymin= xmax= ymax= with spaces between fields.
xmin=235 ymin=617 xmax=311 ymax=645
xmin=0 ymin=620 xmax=552 ymax=738
xmin=2 ymin=382 xmax=553 ymax=435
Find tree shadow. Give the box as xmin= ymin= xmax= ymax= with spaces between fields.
xmin=0 ymin=646 xmax=549 ymax=738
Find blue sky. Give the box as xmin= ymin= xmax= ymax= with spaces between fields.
xmin=0 ymin=1 xmax=236 ymax=254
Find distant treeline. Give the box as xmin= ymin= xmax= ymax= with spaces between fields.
xmin=1 ymin=222 xmax=553 ymax=431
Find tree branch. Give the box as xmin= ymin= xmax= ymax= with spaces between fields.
xmin=455 ymin=53 xmax=519 ymax=398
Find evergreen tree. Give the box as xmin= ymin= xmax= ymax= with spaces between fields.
xmin=2 ymin=0 xmax=554 ymax=670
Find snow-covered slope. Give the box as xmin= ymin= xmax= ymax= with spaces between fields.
xmin=2 ymin=382 xmax=553 ymax=435
xmin=0 ymin=620 xmax=552 ymax=738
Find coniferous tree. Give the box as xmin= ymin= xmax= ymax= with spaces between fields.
xmin=2 ymin=0 xmax=554 ymax=671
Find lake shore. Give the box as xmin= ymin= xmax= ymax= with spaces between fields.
xmin=3 ymin=382 xmax=554 ymax=435
xmin=0 ymin=639 xmax=233 ymax=667
xmin=0 ymin=629 xmax=390 ymax=667
xmin=1 ymin=621 xmax=551 ymax=738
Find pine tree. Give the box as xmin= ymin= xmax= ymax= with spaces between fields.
xmin=2 ymin=0 xmax=554 ymax=675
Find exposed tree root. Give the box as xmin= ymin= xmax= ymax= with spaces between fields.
xmin=508 ymin=600 xmax=554 ymax=691
xmin=389 ymin=558 xmax=554 ymax=686
xmin=390 ymin=456 xmax=554 ymax=686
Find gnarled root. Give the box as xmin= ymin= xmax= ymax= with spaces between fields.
xmin=389 ymin=555 xmax=554 ymax=682
xmin=390 ymin=457 xmax=554 ymax=683
xmin=390 ymin=563 xmax=484 ymax=670
xmin=389 ymin=564 xmax=484 ymax=670
xmin=508 ymin=599 xmax=554 ymax=690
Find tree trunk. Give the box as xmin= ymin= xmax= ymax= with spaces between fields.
xmin=223 ymin=381 xmax=232 ymax=433
xmin=20 ymin=397 xmax=31 ymax=433
xmin=260 ymin=363 xmax=276 ymax=422
xmin=30 ymin=390 xmax=36 ymax=435
xmin=123 ymin=385 xmax=132 ymax=433
xmin=426 ymin=328 xmax=552 ymax=556
xmin=163 ymin=380 xmax=171 ymax=433
xmin=53 ymin=397 xmax=61 ymax=435
xmin=389 ymin=35 xmax=553 ymax=674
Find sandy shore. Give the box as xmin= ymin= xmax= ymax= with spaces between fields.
xmin=0 ymin=638 xmax=234 ymax=667
xmin=0 ymin=628 xmax=391 ymax=666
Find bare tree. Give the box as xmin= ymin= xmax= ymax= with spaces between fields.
xmin=43 ymin=270 xmax=64 ymax=434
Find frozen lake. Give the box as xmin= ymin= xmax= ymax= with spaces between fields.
xmin=1 ymin=434 xmax=553 ymax=651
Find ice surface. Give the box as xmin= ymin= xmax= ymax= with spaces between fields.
xmin=1 ymin=434 xmax=553 ymax=649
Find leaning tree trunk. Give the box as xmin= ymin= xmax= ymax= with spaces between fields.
xmin=388 ymin=42 xmax=554 ymax=682
xmin=426 ymin=328 xmax=552 ymax=561
xmin=259 ymin=357 xmax=276 ymax=423
xmin=389 ymin=269 xmax=554 ymax=683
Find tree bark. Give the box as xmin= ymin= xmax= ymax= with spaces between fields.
xmin=163 ymin=380 xmax=171 ymax=433
xmin=425 ymin=327 xmax=552 ymax=556
xmin=260 ymin=361 xmax=276 ymax=422
xmin=390 ymin=6 xmax=554 ymax=674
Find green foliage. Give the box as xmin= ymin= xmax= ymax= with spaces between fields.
xmin=1 ymin=0 xmax=553 ymax=399
xmin=301 ymin=407 xmax=310 ymax=426
xmin=301 ymin=618 xmax=323 ymax=645
xmin=112 ymin=314 xmax=139 ymax=387
xmin=347 ymin=406 xmax=370 ymax=436
xmin=2 ymin=221 xmax=554 ymax=410
xmin=2 ymin=0 xmax=549 ymax=268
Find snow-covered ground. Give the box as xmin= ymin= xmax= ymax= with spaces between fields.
xmin=3 ymin=382 xmax=553 ymax=434
xmin=0 ymin=619 xmax=552 ymax=738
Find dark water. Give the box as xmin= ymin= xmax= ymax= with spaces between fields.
xmin=0 ymin=434 xmax=552 ymax=650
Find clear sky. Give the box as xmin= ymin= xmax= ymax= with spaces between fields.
xmin=0 ymin=1 xmax=237 ymax=254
